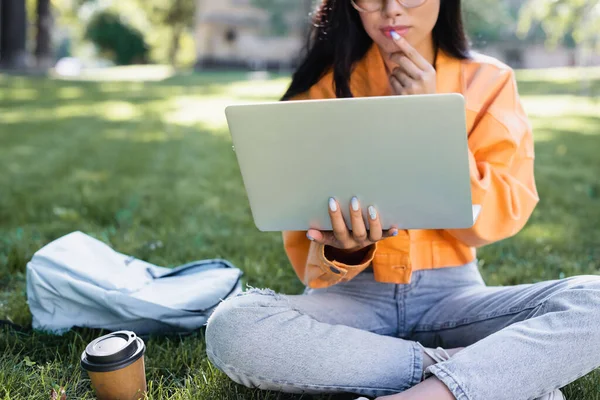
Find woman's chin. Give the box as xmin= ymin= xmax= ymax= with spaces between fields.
xmin=375 ymin=41 xmax=400 ymax=57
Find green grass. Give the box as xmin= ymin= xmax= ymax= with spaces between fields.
xmin=0 ymin=66 xmax=599 ymax=399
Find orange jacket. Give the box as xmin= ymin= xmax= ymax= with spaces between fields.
xmin=283 ymin=44 xmax=539 ymax=289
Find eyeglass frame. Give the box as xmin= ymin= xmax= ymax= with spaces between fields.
xmin=350 ymin=0 xmax=428 ymax=13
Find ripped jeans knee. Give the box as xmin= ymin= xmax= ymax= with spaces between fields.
xmin=205 ymin=285 xmax=293 ymax=376
xmin=235 ymin=284 xmax=285 ymax=300
xmin=207 ymin=284 xmax=286 ymax=327
xmin=206 ymin=284 xmax=288 ymax=343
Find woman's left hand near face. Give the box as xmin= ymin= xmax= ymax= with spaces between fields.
xmin=389 ymin=32 xmax=437 ymax=96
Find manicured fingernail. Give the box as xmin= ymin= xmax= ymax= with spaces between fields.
xmin=351 ymin=197 xmax=359 ymax=211
xmin=368 ymin=206 xmax=377 ymax=220
xmin=392 ymin=230 xmax=399 ymax=237
xmin=391 ymin=30 xmax=401 ymax=40
xmin=329 ymin=198 xmax=338 ymax=212
xmin=306 ymin=233 xmax=315 ymax=241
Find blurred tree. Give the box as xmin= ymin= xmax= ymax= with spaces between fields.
xmin=49 ymin=0 xmax=87 ymax=27
xmin=50 ymin=0 xmax=195 ymax=66
xmin=85 ymin=11 xmax=148 ymax=65
xmin=35 ymin=0 xmax=53 ymax=68
xmin=462 ymin=0 xmax=514 ymax=47
xmin=137 ymin=0 xmax=196 ymax=66
xmin=518 ymin=0 xmax=599 ymax=63
xmin=0 ymin=0 xmax=28 ymax=69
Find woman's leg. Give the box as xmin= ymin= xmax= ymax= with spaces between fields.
xmin=205 ymin=270 xmax=425 ymax=398
xmin=403 ymin=270 xmax=600 ymax=400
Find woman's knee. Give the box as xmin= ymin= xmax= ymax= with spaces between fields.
xmin=205 ymin=289 xmax=284 ymax=368
xmin=544 ymin=275 xmax=600 ymax=313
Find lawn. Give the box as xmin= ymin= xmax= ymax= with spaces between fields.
xmin=0 ymin=66 xmax=599 ymax=399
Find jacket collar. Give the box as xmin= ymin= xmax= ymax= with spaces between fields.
xmin=435 ymin=48 xmax=464 ymax=94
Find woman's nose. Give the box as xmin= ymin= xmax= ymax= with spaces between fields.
xmin=382 ymin=0 xmax=406 ymax=18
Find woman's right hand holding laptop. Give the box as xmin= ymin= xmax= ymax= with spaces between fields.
xmin=306 ymin=197 xmax=399 ymax=265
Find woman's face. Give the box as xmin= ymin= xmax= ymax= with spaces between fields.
xmin=356 ymin=0 xmax=440 ymax=56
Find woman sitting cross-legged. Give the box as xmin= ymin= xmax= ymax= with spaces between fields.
xmin=205 ymin=0 xmax=600 ymax=399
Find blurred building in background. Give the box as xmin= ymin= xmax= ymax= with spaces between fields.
xmin=194 ymin=0 xmax=599 ymax=71
xmin=194 ymin=0 xmax=309 ymax=70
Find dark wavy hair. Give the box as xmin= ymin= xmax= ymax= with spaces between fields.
xmin=282 ymin=0 xmax=470 ymax=100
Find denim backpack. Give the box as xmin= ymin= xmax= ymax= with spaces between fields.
xmin=26 ymin=231 xmax=243 ymax=335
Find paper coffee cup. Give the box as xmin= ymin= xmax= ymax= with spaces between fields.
xmin=81 ymin=331 xmax=147 ymax=400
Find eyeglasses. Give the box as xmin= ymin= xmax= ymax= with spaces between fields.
xmin=351 ymin=0 xmax=427 ymax=13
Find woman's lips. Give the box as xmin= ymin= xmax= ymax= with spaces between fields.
xmin=382 ymin=26 xmax=410 ymax=39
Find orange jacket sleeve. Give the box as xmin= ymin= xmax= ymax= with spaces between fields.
xmin=446 ymin=69 xmax=539 ymax=247
xmin=282 ymin=232 xmax=377 ymax=288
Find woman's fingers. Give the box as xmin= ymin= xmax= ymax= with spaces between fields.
xmin=367 ymin=205 xmax=383 ymax=242
xmin=306 ymin=198 xmax=352 ymax=248
xmin=328 ymin=197 xmax=351 ymax=245
xmin=383 ymin=227 xmax=400 ymax=238
xmin=393 ymin=55 xmax=423 ymax=80
xmin=390 ymin=74 xmax=405 ymax=95
xmin=392 ymin=68 xmax=413 ymax=91
xmin=306 ymin=229 xmax=337 ymax=246
xmin=366 ymin=206 xmax=399 ymax=240
xmin=390 ymin=31 xmax=432 ymax=72
xmin=349 ymin=197 xmax=368 ymax=242
xmin=307 ymin=198 xmax=400 ymax=248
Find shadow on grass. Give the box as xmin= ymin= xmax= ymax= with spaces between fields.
xmin=0 ymin=72 xmax=288 ymax=113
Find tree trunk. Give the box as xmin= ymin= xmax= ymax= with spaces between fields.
xmin=169 ymin=24 xmax=183 ymax=67
xmin=0 ymin=0 xmax=28 ymax=69
xmin=35 ymin=0 xmax=52 ymax=69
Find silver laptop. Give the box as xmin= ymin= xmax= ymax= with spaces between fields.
xmin=225 ymin=94 xmax=478 ymax=232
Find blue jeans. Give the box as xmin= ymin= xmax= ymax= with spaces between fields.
xmin=205 ymin=262 xmax=600 ymax=399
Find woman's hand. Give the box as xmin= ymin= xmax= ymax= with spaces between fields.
xmin=389 ymin=32 xmax=437 ymax=96
xmin=307 ymin=197 xmax=399 ymax=253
